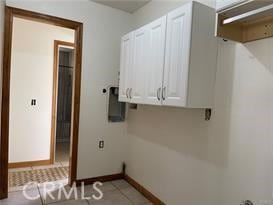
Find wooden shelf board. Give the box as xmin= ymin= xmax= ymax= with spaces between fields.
xmin=216 ymin=1 xmax=273 ymax=43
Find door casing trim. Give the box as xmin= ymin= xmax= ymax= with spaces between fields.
xmin=50 ymin=40 xmax=75 ymax=165
xmin=0 ymin=6 xmax=83 ymax=199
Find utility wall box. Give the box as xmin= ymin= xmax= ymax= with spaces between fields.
xmin=216 ymin=0 xmax=273 ymax=43
xmin=108 ymin=87 xmax=125 ymax=122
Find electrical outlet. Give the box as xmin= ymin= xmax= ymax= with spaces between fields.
xmin=99 ymin=140 xmax=104 ymax=149
xmin=31 ymin=99 xmax=37 ymax=106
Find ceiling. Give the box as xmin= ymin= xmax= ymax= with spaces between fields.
xmin=92 ymin=0 xmax=151 ymax=13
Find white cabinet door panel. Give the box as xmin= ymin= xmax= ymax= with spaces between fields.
xmin=145 ymin=16 xmax=166 ymax=105
xmin=119 ymin=32 xmax=133 ymax=102
xmin=163 ymin=3 xmax=192 ymax=107
xmin=131 ymin=26 xmax=148 ymax=104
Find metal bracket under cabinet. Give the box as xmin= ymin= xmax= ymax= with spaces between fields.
xmin=205 ymin=109 xmax=212 ymax=121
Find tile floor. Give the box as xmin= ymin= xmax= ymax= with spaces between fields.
xmin=9 ymin=165 xmax=68 ymax=188
xmin=8 ymin=162 xmax=69 ymax=192
xmin=1 ymin=179 xmax=152 ymax=205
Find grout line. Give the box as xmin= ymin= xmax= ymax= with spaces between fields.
xmin=110 ymin=181 xmax=119 ymax=189
xmin=110 ymin=181 xmax=134 ymax=205
xmin=118 ymin=189 xmax=135 ymax=205
xmin=112 ymin=180 xmax=152 ymax=205
xmin=86 ymin=199 xmax=93 ymax=205
xmin=37 ymin=184 xmax=45 ymax=205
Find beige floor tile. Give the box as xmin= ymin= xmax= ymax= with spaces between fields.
xmin=81 ymin=182 xmax=117 ymax=197
xmin=0 ymin=189 xmax=42 ymax=205
xmin=111 ymin=180 xmax=131 ymax=190
xmin=120 ymin=187 xmax=149 ymax=205
xmin=88 ymin=190 xmax=132 ymax=205
xmin=37 ymin=179 xmax=68 ymax=190
xmin=52 ymin=199 xmax=89 ymax=205
xmin=8 ymin=183 xmax=38 ymax=193
xmin=38 ymin=183 xmax=80 ymax=204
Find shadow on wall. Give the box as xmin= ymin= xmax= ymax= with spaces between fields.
xmin=207 ymin=40 xmax=236 ymax=168
xmin=224 ymin=39 xmax=273 ymax=205
xmin=127 ymin=105 xmax=209 ymax=161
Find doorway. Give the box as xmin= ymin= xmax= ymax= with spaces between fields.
xmin=0 ymin=7 xmax=83 ymax=199
xmin=51 ymin=41 xmax=75 ymax=167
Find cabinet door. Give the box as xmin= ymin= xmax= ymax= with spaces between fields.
xmin=119 ymin=32 xmax=133 ymax=102
xmin=145 ymin=16 xmax=166 ymax=105
xmin=162 ymin=3 xmax=192 ymax=107
xmin=130 ymin=26 xmax=148 ymax=104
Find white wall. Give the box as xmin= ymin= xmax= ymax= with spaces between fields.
xmin=5 ymin=0 xmax=133 ymax=178
xmin=9 ymin=17 xmax=74 ymax=163
xmin=211 ymin=38 xmax=273 ymax=205
xmin=126 ymin=1 xmax=273 ymax=205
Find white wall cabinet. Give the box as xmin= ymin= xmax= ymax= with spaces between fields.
xmin=119 ymin=1 xmax=217 ymax=108
xmin=119 ymin=16 xmax=167 ymax=105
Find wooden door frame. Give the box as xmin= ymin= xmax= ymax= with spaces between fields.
xmin=50 ymin=40 xmax=75 ymax=164
xmin=0 ymin=6 xmax=83 ymax=199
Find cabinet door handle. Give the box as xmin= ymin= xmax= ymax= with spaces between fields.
xmin=157 ymin=88 xmax=161 ymax=101
xmin=129 ymin=88 xmax=132 ymax=99
xmin=126 ymin=88 xmax=129 ymax=98
xmin=162 ymin=87 xmax=166 ymax=100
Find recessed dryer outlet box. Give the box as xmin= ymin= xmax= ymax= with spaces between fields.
xmin=107 ymin=86 xmax=125 ymax=122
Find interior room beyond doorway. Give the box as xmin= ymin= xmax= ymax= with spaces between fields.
xmin=7 ymin=16 xmax=75 ymax=191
